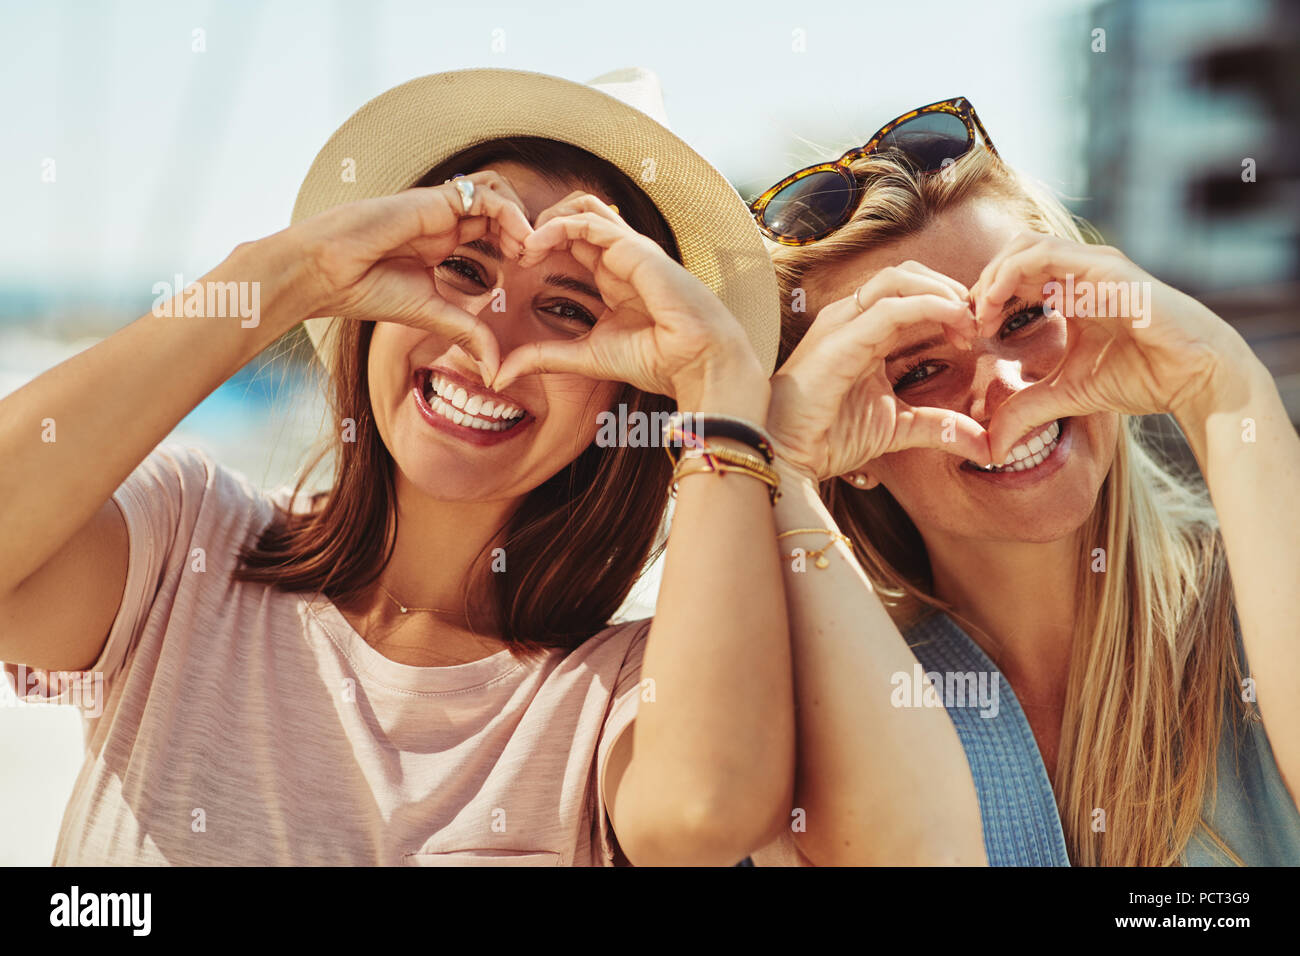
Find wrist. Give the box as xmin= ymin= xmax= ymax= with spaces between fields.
xmin=1173 ymin=351 xmax=1278 ymax=466
xmin=673 ymin=350 xmax=770 ymax=422
xmin=770 ymin=454 xmax=821 ymax=496
xmin=1169 ymin=332 xmax=1269 ymax=432
xmin=217 ymin=232 xmax=318 ymax=339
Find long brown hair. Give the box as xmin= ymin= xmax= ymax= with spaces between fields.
xmin=235 ymin=138 xmax=679 ymax=659
xmin=771 ymin=147 xmax=1245 ymax=866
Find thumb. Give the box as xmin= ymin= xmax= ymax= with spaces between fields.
xmin=492 ymin=339 xmax=599 ymax=392
xmin=892 ymin=405 xmax=992 ymax=466
xmin=409 ymin=299 xmax=502 ymax=386
xmin=987 ymin=382 xmax=1081 ymax=465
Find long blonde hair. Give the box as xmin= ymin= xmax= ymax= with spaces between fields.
xmin=771 ymin=148 xmax=1245 ymax=866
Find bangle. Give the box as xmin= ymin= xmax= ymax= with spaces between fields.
xmin=775 ymin=528 xmax=852 ymax=569
xmin=661 ymin=411 xmax=776 ymax=464
xmin=670 ymin=443 xmax=782 ymax=503
xmin=672 ymin=459 xmax=781 ymax=503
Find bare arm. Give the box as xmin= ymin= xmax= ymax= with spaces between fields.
xmin=607 ymin=367 xmax=796 ymax=867
xmin=755 ymin=262 xmax=992 ymax=865
xmin=1175 ymin=347 xmax=1300 ymax=803
xmin=767 ymin=462 xmax=986 ymax=865
xmin=0 ymin=238 xmax=309 ymax=670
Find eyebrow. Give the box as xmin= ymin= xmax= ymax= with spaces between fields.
xmin=463 ymin=237 xmax=502 ymax=261
xmin=544 ymin=273 xmax=603 ymax=302
xmin=1001 ymin=296 xmax=1032 ymax=318
xmin=885 ymin=336 xmax=945 ymax=365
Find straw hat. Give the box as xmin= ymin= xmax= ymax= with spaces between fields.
xmin=290 ymin=67 xmax=781 ymax=374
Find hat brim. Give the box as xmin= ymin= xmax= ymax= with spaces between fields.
xmin=290 ymin=68 xmax=780 ymax=376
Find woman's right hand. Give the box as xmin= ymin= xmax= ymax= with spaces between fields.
xmin=287 ymin=170 xmax=535 ymax=379
xmin=767 ymin=261 xmax=992 ymax=483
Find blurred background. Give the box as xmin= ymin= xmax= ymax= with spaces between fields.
xmin=1 ymin=0 xmax=1297 ymax=864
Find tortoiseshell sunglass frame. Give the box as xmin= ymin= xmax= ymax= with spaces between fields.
xmin=749 ymin=97 xmax=999 ymax=246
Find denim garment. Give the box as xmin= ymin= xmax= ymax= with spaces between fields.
xmin=905 ymin=612 xmax=1300 ymax=866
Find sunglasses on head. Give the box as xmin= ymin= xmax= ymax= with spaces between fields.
xmin=749 ymin=97 xmax=999 ymax=246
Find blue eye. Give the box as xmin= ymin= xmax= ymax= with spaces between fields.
xmin=1001 ymin=308 xmax=1041 ymax=336
xmin=892 ymin=360 xmax=942 ymax=390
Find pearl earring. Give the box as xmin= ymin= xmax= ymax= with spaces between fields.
xmin=852 ymin=474 xmax=869 ymax=488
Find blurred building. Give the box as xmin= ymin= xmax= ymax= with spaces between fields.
xmin=1080 ymin=0 xmax=1300 ymax=425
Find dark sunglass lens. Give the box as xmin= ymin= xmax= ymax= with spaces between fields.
xmin=879 ymin=112 xmax=972 ymax=172
xmin=761 ymin=169 xmax=854 ymax=240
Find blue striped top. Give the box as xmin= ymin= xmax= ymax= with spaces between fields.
xmin=904 ymin=612 xmax=1300 ymax=866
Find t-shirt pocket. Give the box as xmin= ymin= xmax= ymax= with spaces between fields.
xmin=402 ymin=849 xmax=562 ymax=866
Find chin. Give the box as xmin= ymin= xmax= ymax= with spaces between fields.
xmin=382 ymin=418 xmax=524 ymax=503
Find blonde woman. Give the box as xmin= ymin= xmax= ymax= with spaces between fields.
xmin=0 ymin=69 xmax=794 ymax=866
xmin=751 ymin=98 xmax=1300 ymax=865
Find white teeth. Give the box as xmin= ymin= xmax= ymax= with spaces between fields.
xmin=973 ymin=421 xmax=1064 ymax=474
xmin=427 ymin=396 xmax=514 ymax=432
xmin=422 ymin=372 xmax=525 ymax=431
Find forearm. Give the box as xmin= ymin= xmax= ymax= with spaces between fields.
xmin=620 ymin=371 xmax=795 ymax=861
xmin=0 ymin=235 xmax=311 ymax=593
xmin=1175 ymin=351 xmax=1300 ymax=797
xmin=772 ymin=466 xmax=986 ymax=865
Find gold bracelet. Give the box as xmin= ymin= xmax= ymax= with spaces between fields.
xmin=680 ymin=445 xmax=780 ymax=485
xmin=671 ymin=453 xmax=781 ymax=503
xmin=775 ymin=528 xmax=852 ymax=569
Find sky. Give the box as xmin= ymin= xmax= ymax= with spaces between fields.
xmin=0 ymin=0 xmax=1097 ymax=303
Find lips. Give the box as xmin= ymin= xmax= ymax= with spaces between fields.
xmin=972 ymin=420 xmax=1062 ymax=473
xmin=960 ymin=418 xmax=1073 ymax=484
xmin=411 ymin=366 xmax=534 ymax=445
xmin=418 ymin=367 xmax=526 ymax=431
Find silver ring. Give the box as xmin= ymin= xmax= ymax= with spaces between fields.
xmin=449 ymin=176 xmax=475 ymax=214
xmin=853 ymin=284 xmax=867 ymax=311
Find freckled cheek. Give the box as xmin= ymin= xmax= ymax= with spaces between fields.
xmin=873 ymin=447 xmax=958 ymax=504
xmin=1024 ymin=322 xmax=1070 ymax=376
xmin=1078 ymin=411 xmax=1121 ymax=470
xmin=536 ymin=375 xmax=617 ymax=442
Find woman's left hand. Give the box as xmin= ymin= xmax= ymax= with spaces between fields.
xmin=970 ymin=232 xmax=1253 ymax=462
xmin=489 ymin=192 xmax=767 ymax=413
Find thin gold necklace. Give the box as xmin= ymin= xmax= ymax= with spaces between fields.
xmin=377 ymin=582 xmax=465 ymax=617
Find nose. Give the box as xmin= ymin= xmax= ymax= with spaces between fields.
xmin=463 ymin=270 xmax=547 ymax=357
xmin=966 ymin=350 xmax=1033 ymax=426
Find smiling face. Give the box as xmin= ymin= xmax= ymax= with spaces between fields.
xmin=807 ymin=197 xmax=1119 ymax=545
xmin=367 ymin=161 xmax=620 ymax=503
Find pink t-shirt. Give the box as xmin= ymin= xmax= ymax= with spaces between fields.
xmin=3 ymin=444 xmax=647 ymax=866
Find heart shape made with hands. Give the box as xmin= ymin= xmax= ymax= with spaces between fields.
xmin=488 ymin=201 xmax=720 ymax=398
xmin=971 ymin=300 xmax=1150 ymax=466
